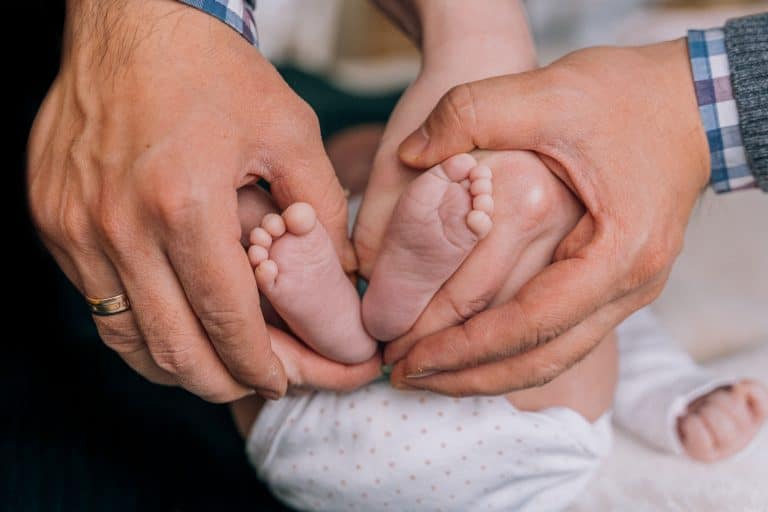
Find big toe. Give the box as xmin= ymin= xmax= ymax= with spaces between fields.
xmin=466 ymin=210 xmax=493 ymax=238
xmin=283 ymin=202 xmax=317 ymax=236
xmin=439 ymin=153 xmax=477 ymax=181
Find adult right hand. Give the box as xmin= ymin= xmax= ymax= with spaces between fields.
xmin=27 ymin=0 xmax=353 ymax=402
xmin=387 ymin=39 xmax=712 ymax=395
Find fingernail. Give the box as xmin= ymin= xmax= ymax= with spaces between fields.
xmin=399 ymin=125 xmax=430 ymax=162
xmin=391 ymin=378 xmax=419 ymax=391
xmin=380 ymin=364 xmax=393 ymax=376
xmin=405 ymin=369 xmax=441 ymax=380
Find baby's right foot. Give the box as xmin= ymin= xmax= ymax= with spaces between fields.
xmin=249 ymin=203 xmax=377 ymax=364
xmin=362 ymin=154 xmax=494 ymax=341
xmin=678 ymin=379 xmax=768 ymax=462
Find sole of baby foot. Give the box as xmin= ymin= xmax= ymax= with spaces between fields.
xmin=362 ymin=153 xmax=494 ymax=341
xmin=248 ymin=203 xmax=377 ymax=364
xmin=678 ymin=379 xmax=768 ymax=462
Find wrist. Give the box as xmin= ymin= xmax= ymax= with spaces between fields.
xmin=651 ymin=38 xmax=712 ymax=191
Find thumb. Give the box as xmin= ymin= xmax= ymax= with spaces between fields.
xmin=554 ymin=213 xmax=595 ymax=262
xmin=268 ymin=326 xmax=382 ymax=393
xmin=398 ymin=71 xmax=547 ymax=169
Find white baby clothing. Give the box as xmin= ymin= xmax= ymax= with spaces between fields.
xmin=246 ymin=307 xmax=736 ymax=511
xmin=248 ymin=386 xmax=612 ymax=512
xmin=614 ymin=308 xmax=737 ymax=455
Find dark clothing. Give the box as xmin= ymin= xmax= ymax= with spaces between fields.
xmin=726 ymin=12 xmax=768 ymax=192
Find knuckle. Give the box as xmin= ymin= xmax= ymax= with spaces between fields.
xmin=444 ymin=323 xmax=478 ymax=364
xmin=66 ymin=138 xmax=93 ymax=178
xmin=60 ymin=204 xmax=93 ymax=251
xmin=501 ymin=301 xmax=555 ymax=354
xmin=633 ymin=238 xmax=678 ymax=286
xmin=526 ymin=357 xmax=563 ymax=388
xmin=93 ymin=200 xmax=132 ymax=247
xmin=97 ymin=322 xmax=144 ymax=354
xmin=292 ymin=100 xmax=321 ymax=131
xmin=441 ymin=291 xmax=492 ymax=325
xmin=131 ymin=157 xmax=213 ymax=230
xmin=442 ymin=83 xmax=478 ymax=134
xmin=198 ymin=308 xmax=249 ymax=346
xmin=151 ymin=342 xmax=197 ymax=376
xmin=151 ymin=182 xmax=209 ymax=229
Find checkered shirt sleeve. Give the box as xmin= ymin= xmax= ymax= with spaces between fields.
xmin=178 ymin=0 xmax=258 ymax=47
xmin=688 ymin=28 xmax=756 ymax=193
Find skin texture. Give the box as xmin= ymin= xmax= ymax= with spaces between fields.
xmin=385 ymin=40 xmax=711 ymax=396
xmin=26 ymin=0 xmax=364 ymax=402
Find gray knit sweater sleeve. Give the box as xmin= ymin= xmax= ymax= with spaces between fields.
xmin=725 ymin=12 xmax=768 ymax=192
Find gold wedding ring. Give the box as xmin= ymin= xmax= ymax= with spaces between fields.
xmin=86 ymin=293 xmax=131 ymax=316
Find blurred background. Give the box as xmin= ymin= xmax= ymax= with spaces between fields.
xmin=5 ymin=1 xmax=766 ymax=510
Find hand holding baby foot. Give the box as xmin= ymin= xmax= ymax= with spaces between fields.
xmin=678 ymin=380 xmax=768 ymax=462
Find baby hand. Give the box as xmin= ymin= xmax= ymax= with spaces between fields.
xmin=678 ymin=380 xmax=768 ymax=462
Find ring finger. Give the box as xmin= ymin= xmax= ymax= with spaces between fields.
xmin=73 ymin=248 xmax=177 ymax=386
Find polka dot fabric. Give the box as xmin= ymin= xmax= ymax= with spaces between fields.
xmin=247 ymin=380 xmax=611 ymax=511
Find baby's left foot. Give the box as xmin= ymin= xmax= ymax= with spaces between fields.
xmin=361 ymin=154 xmax=493 ymax=341
xmin=678 ymin=379 xmax=768 ymax=462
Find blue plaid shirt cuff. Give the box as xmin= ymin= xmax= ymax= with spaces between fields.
xmin=688 ymin=28 xmax=755 ymax=193
xmin=178 ymin=0 xmax=258 ymax=47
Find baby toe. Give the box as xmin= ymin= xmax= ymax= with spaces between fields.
xmin=255 ymin=259 xmax=279 ymax=290
xmin=249 ymin=227 xmax=273 ymax=248
xmin=262 ymin=213 xmax=286 ymax=238
xmin=470 ymin=178 xmax=492 ymax=196
xmin=466 ymin=210 xmax=493 ymax=239
xmin=440 ymin=153 xmax=477 ymax=182
xmin=283 ymin=202 xmax=317 ymax=236
xmin=469 ymin=165 xmax=492 ymax=181
xmin=248 ymin=245 xmax=270 ymax=266
xmin=472 ymin=194 xmax=494 ymax=215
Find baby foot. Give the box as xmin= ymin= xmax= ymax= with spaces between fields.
xmin=248 ymin=203 xmax=377 ymax=364
xmin=678 ymin=379 xmax=768 ymax=462
xmin=362 ymin=153 xmax=494 ymax=341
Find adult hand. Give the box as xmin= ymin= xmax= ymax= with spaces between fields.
xmin=27 ymin=0 xmax=353 ymax=402
xmin=269 ymin=327 xmax=382 ymax=394
xmin=388 ymin=40 xmax=710 ymax=395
